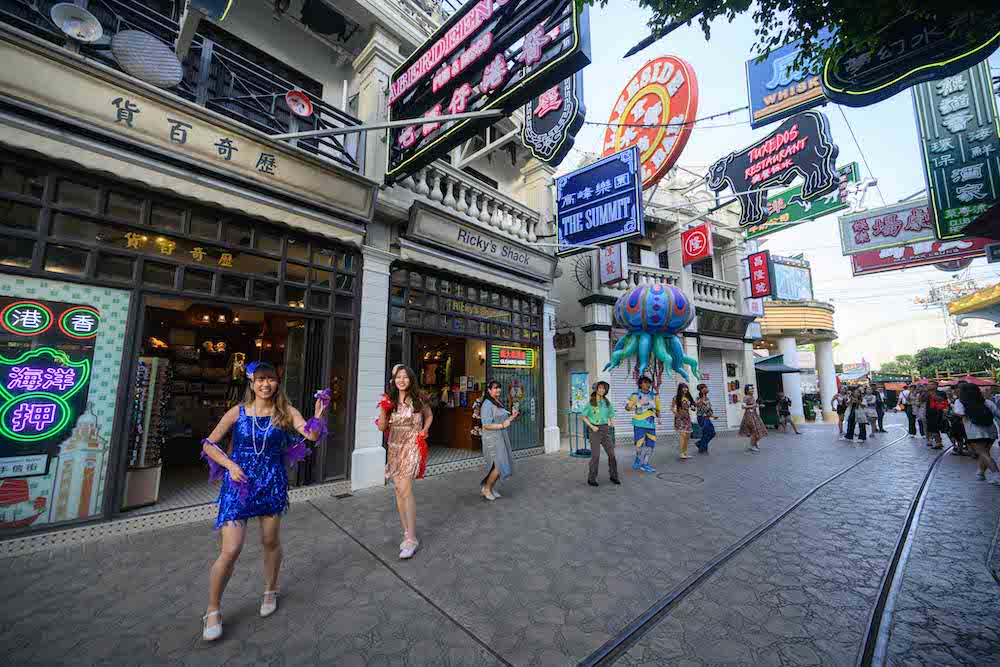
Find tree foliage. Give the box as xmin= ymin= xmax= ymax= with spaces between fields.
xmin=583 ymin=0 xmax=998 ymax=71
xmin=878 ymin=354 xmax=917 ymax=377
xmin=912 ymin=342 xmax=1000 ymax=377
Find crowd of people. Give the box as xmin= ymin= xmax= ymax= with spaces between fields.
xmin=831 ymin=384 xmax=889 ymax=443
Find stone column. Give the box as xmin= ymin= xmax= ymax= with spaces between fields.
xmin=777 ymin=336 xmax=804 ymax=423
xmin=580 ymin=294 xmax=616 ymax=384
xmin=351 ymin=245 xmax=395 ymax=491
xmin=815 ymin=338 xmax=838 ymax=423
xmin=353 ymin=26 xmax=403 ymax=185
xmin=543 ymin=299 xmax=560 ymax=453
xmin=521 ymin=158 xmax=557 ymax=236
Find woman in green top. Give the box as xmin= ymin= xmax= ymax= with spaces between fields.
xmin=580 ymin=381 xmax=619 ymax=487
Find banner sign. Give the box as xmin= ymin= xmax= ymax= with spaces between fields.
xmin=386 ymin=0 xmax=591 ymax=183
xmin=706 ymin=111 xmax=840 ymax=227
xmin=1 ymin=298 xmax=98 ymax=480
xmin=747 ymin=250 xmax=772 ymax=298
xmin=745 ymin=29 xmax=831 ymax=129
xmin=601 ymin=55 xmax=699 ymax=189
xmin=771 ymin=255 xmax=814 ymax=301
xmin=491 ymin=345 xmax=535 ymax=368
xmin=745 ymin=162 xmax=858 ymax=240
xmin=838 ymin=199 xmax=936 ymax=255
xmin=599 ymin=242 xmax=628 ymax=285
xmin=912 ymin=62 xmax=1000 ymax=240
xmin=570 ymin=372 xmax=588 ymax=412
xmin=822 ymin=12 xmax=1000 ymax=108
xmin=682 ymin=222 xmax=714 ymax=265
xmin=556 ymin=146 xmax=643 ymax=256
xmin=520 ymin=71 xmax=585 ymax=167
xmin=849 ymin=236 xmax=990 ymax=276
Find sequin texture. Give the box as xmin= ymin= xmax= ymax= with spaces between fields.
xmin=384 ymin=403 xmax=424 ymax=479
xmin=213 ymin=406 xmax=290 ymax=529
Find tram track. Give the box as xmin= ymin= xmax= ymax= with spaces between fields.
xmin=579 ymin=426 xmax=917 ymax=667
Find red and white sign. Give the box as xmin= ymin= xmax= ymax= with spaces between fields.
xmin=602 ymin=55 xmax=699 ymax=189
xmin=682 ymin=222 xmax=714 ymax=265
xmin=747 ymin=250 xmax=772 ymax=298
xmin=599 ymin=242 xmax=628 ymax=286
xmin=850 ymin=237 xmax=990 ymax=276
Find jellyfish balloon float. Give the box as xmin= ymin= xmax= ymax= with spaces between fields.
xmin=604 ymin=283 xmax=700 ymax=382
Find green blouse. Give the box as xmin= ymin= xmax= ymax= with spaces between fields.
xmin=581 ymin=399 xmax=615 ymax=425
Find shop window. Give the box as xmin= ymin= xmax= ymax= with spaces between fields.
xmin=224 ymin=221 xmax=252 ymax=247
xmin=285 ymin=262 xmax=308 ymax=284
xmin=252 ymin=280 xmax=277 ymax=303
xmin=325 ymin=317 xmax=356 ymax=480
xmin=438 ymin=278 xmax=449 ymax=293
xmin=182 ymin=268 xmax=214 ymax=293
xmin=690 ymin=257 xmax=714 ymax=278
xmin=0 ymin=164 xmax=44 ymax=199
xmin=312 ymin=268 xmax=334 ymax=289
xmin=531 ymin=302 xmax=539 ymax=315
xmin=424 ymin=276 xmax=437 ymax=292
xmin=150 ymin=205 xmax=183 ymax=232
xmin=424 ymin=294 xmax=438 ymax=311
xmin=312 ymin=247 xmax=336 ymax=267
xmin=219 ymin=275 xmax=248 ymax=299
xmin=407 ymin=290 xmax=424 ymax=308
xmin=512 ymin=313 xmax=522 ymax=326
xmin=391 ymin=306 xmax=404 ymax=323
xmin=658 ymin=250 xmax=670 ymax=269
xmin=3 ymin=201 xmax=41 ymax=231
xmin=391 ymin=270 xmax=407 ymax=286
xmin=423 ymin=312 xmax=437 ymax=328
xmin=308 ymin=289 xmax=331 ymax=311
xmin=337 ymin=274 xmax=354 ymax=292
xmin=390 ymin=285 xmax=405 ymax=306
xmin=51 ymin=213 xmax=117 ymax=244
xmin=142 ymin=261 xmax=176 ymax=287
xmin=335 ymin=295 xmax=354 ymax=316
xmin=232 ymin=254 xmax=279 ymax=279
xmin=95 ymin=253 xmax=134 ymax=282
xmin=189 ymin=214 xmax=219 ymax=240
xmin=0 ymin=236 xmax=33 ymax=268
xmin=286 ymin=236 xmax=309 ymax=262
xmin=55 ymin=180 xmax=98 ymax=211
xmin=43 ymin=244 xmax=88 ymax=275
xmin=467 ymin=286 xmax=478 ymax=302
xmin=500 ymin=295 xmax=511 ymax=309
xmin=255 ymin=228 xmax=283 ymax=255
xmin=406 ymin=309 xmax=422 ymax=326
xmin=451 ymin=317 xmax=464 ymax=333
xmin=105 ymin=192 xmax=142 ymax=223
xmin=285 ymin=285 xmax=306 ymax=308
xmin=410 ymin=272 xmax=424 ymax=288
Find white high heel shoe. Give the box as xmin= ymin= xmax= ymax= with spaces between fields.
xmin=259 ymin=590 xmax=278 ymax=617
xmin=202 ymin=610 xmax=222 ymax=641
xmin=481 ymin=484 xmax=496 ymax=501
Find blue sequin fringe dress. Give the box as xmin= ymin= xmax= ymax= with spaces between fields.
xmin=213 ymin=406 xmax=290 ymax=529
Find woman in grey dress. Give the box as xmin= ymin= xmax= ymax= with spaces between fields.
xmin=479 ymin=380 xmax=518 ymax=501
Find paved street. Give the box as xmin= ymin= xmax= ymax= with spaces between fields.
xmin=2 ymin=415 xmax=999 ymax=666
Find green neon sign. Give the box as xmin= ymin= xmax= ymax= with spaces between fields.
xmin=0 ymin=394 xmax=72 ymax=442
xmin=1 ymin=300 xmax=53 ymax=336
xmin=0 ymin=347 xmax=91 ymax=403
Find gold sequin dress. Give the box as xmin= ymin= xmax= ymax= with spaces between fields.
xmin=385 ymin=403 xmax=424 ymax=479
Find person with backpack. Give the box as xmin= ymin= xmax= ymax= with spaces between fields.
xmin=955 ymin=383 xmax=1000 ymax=486
xmin=926 ymin=381 xmax=947 ymax=450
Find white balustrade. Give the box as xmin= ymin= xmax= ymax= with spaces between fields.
xmin=691 ymin=275 xmax=740 ymax=313
xmin=612 ymin=264 xmax=681 ymax=291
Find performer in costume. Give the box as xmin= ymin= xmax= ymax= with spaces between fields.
xmin=378 ymin=365 xmax=433 ymax=560
xmin=626 ymin=375 xmax=661 ymax=472
xmin=739 ymin=384 xmax=768 ymax=452
xmin=199 ymin=362 xmax=327 ymax=641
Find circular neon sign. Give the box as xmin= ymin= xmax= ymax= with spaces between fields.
xmin=58 ymin=306 xmax=101 ymax=339
xmin=0 ymin=394 xmax=71 ymax=443
xmin=602 ymin=55 xmax=699 ymax=189
xmin=1 ymin=301 xmax=54 ymax=336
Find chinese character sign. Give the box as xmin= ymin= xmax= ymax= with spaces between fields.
xmin=519 ymin=72 xmax=586 ymax=167
xmin=599 ymin=242 xmax=628 ymax=286
xmin=556 ymin=147 xmax=644 ymax=256
xmin=747 ymin=251 xmax=773 ymax=298
xmin=745 ymin=163 xmax=859 ymax=240
xmin=850 ymin=236 xmax=991 ymax=275
xmin=682 ymin=222 xmax=714 ymax=265
xmin=913 ymin=62 xmax=1000 ymax=240
xmin=837 ymin=199 xmax=936 ymax=255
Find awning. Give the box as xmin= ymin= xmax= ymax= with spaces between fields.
xmin=754 ymin=354 xmax=802 ymax=374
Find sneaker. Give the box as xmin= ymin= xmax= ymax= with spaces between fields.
xmin=588 ymin=479 xmax=599 ymax=487
xmin=633 ymin=455 xmax=641 ymax=470
xmin=751 ymin=445 xmax=761 ymax=452
xmin=610 ymin=478 xmax=621 ymax=485
xmin=976 ymin=470 xmax=986 ymax=481
xmin=640 ymin=464 xmax=657 ymax=473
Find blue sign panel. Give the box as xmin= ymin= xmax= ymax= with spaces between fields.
xmin=555 ymin=147 xmax=643 ymax=257
xmin=745 ymin=29 xmax=831 ymax=129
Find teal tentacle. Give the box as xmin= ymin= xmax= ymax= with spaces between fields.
xmin=667 ymin=335 xmax=691 ymax=382
xmin=622 ymin=334 xmax=638 ymax=360
xmin=652 ymin=335 xmax=673 ymax=378
xmin=637 ymin=332 xmax=652 ymax=374
xmin=683 ymin=354 xmax=701 ymax=380
xmin=603 ymin=334 xmax=632 ymax=371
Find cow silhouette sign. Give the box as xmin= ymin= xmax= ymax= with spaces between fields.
xmin=706 ymin=111 xmax=840 ymax=227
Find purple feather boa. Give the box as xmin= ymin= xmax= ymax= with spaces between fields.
xmin=303 ymin=417 xmax=328 ymax=439
xmin=233 ymin=479 xmax=255 ymax=504
xmin=284 ymin=439 xmax=313 ymax=466
xmin=200 ymin=446 xmax=227 ymax=484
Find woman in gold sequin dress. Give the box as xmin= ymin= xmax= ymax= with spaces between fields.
xmin=377 ymin=365 xmax=433 ymax=559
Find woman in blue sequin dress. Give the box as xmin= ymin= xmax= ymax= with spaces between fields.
xmin=199 ymin=362 xmax=327 ymax=641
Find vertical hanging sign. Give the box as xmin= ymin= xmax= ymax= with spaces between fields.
xmin=746 ymin=250 xmax=773 ymax=298
xmin=912 ymin=62 xmax=1000 ymax=240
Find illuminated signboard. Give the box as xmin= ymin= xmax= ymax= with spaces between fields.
xmin=745 ymin=162 xmax=858 ymax=241
xmin=519 ymin=71 xmax=586 ymax=167
xmin=386 ymin=0 xmax=592 ymax=184
xmin=706 ymin=111 xmax=840 ymax=227
xmin=0 ymin=298 xmax=98 ymax=479
xmin=745 ymin=29 xmax=832 ymax=129
xmin=601 ymin=55 xmax=699 ymax=189
xmin=912 ymin=62 xmax=1000 ymax=241
xmin=838 ymin=199 xmax=937 ymax=255
xmin=681 ymin=222 xmax=713 ymax=266
xmin=491 ymin=345 xmax=535 ymax=368
xmin=747 ymin=250 xmax=772 ymax=298
xmin=849 ymin=236 xmax=990 ymax=276
xmin=822 ymin=12 xmax=1000 ymax=108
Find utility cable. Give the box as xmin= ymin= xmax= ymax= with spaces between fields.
xmin=837 ymin=105 xmax=887 ymax=207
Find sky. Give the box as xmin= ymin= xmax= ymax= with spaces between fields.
xmin=574 ymin=4 xmax=1000 ymax=355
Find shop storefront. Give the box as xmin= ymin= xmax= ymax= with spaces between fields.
xmin=0 ymin=148 xmax=363 ymax=534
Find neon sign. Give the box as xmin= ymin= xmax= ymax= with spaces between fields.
xmin=0 ymin=348 xmax=91 ymax=400
xmin=58 ymin=306 xmax=100 ymax=339
xmin=1 ymin=301 xmax=53 ymax=336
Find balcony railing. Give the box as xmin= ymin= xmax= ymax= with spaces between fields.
xmin=394 ymin=160 xmax=543 ymax=242
xmin=692 ymin=275 xmax=741 ymax=313
xmin=1 ymin=0 xmax=363 ymax=173
xmin=608 ymin=264 xmax=681 ymax=291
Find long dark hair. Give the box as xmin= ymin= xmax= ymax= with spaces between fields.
xmin=485 ymin=380 xmax=505 ymax=409
xmin=242 ymin=362 xmax=294 ymax=430
xmin=958 ymin=383 xmax=994 ymax=427
xmin=590 ymin=380 xmax=611 ymax=408
xmin=388 ymin=365 xmax=424 ymax=414
xmin=674 ymin=383 xmax=694 ymax=407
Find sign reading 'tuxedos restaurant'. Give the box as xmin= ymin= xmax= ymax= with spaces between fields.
xmin=385 ymin=0 xmax=592 ymax=184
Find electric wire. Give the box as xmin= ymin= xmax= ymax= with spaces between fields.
xmin=837 ymin=105 xmax=888 ymax=207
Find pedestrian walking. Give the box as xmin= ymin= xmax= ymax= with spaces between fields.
xmin=863 ymin=386 xmax=879 ymax=437
xmin=874 ymin=384 xmax=888 ymax=432
xmin=199 ymin=362 xmax=327 ymax=641
xmin=833 ymin=390 xmax=848 ymax=435
xmin=581 ymin=380 xmax=618 ymax=486
xmin=926 ymin=381 xmax=946 ymax=449
xmin=915 ymin=386 xmax=928 ymax=441
xmin=944 ymin=388 xmax=969 ymax=456
xmin=378 ymin=365 xmax=433 ymax=560
xmin=478 ymin=380 xmax=516 ymax=500
xmin=626 ymin=375 xmax=661 ymax=472
xmin=775 ymin=390 xmax=801 ymax=434
xmin=695 ymin=384 xmax=717 ymax=454
xmin=672 ymin=383 xmax=696 ymax=460
xmin=955 ymin=383 xmax=1000 ymax=486
xmin=845 ymin=388 xmax=867 ymax=443
xmin=898 ymin=384 xmax=917 ymax=436
xmin=738 ymin=384 xmax=767 ymax=452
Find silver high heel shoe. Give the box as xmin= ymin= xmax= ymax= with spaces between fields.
xmin=260 ymin=590 xmax=278 ymax=617
xmin=202 ymin=610 xmax=222 ymax=641
xmin=481 ymin=484 xmax=496 ymax=501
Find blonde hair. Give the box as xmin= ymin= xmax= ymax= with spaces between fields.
xmin=242 ymin=364 xmax=294 ymax=431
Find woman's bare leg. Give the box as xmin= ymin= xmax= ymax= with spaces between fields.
xmin=259 ymin=516 xmax=282 ymax=592
xmin=207 ymin=523 xmax=247 ymax=626
xmin=394 ymin=477 xmax=417 ymax=541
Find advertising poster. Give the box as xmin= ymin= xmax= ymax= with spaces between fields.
xmin=571 ymin=373 xmax=589 ymax=413
xmin=771 ymin=257 xmax=814 ymax=301
xmin=745 ymin=29 xmax=831 ymax=129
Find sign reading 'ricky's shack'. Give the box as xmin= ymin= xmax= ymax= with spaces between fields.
xmin=385 ymin=0 xmax=591 ymax=184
